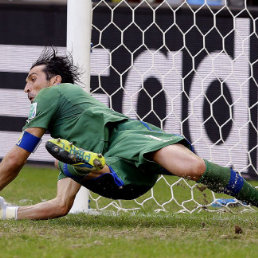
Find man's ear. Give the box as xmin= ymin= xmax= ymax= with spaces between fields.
xmin=51 ymin=75 xmax=62 ymax=85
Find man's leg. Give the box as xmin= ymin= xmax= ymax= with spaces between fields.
xmin=54 ymin=160 xmax=110 ymax=180
xmin=152 ymin=144 xmax=206 ymax=181
xmin=153 ymin=144 xmax=258 ymax=207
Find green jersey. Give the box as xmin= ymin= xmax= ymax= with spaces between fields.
xmin=23 ymin=83 xmax=128 ymax=153
xmin=23 ymin=83 xmax=190 ymax=200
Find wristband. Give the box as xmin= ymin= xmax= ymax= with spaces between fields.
xmin=6 ymin=206 xmax=18 ymax=220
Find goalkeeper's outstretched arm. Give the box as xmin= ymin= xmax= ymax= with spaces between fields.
xmin=0 ymin=177 xmax=81 ymax=220
xmin=0 ymin=146 xmax=29 ymax=191
xmin=16 ymin=177 xmax=81 ymax=220
xmin=0 ymin=127 xmax=45 ymax=191
xmin=0 ymin=124 xmax=81 ymax=220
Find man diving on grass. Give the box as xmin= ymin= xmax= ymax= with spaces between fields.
xmin=0 ymin=48 xmax=257 ymax=220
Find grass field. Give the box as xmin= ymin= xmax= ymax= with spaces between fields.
xmin=0 ymin=165 xmax=257 ymax=258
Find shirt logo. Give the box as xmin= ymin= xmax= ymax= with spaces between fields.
xmin=27 ymin=103 xmax=37 ymax=122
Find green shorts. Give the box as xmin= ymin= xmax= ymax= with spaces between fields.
xmin=103 ymin=120 xmax=191 ymax=186
xmin=58 ymin=120 xmax=192 ymax=200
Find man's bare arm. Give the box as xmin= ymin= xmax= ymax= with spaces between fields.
xmin=17 ymin=177 xmax=81 ymax=220
xmin=0 ymin=127 xmax=45 ymax=190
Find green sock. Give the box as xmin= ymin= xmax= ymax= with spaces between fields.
xmin=236 ymin=180 xmax=258 ymax=207
xmin=198 ymin=160 xmax=258 ymax=207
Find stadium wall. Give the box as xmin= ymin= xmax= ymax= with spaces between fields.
xmin=0 ymin=3 xmax=257 ymax=179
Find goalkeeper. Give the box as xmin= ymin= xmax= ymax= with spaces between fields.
xmin=0 ymin=48 xmax=257 ymax=220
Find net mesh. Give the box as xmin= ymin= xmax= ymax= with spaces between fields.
xmin=88 ymin=0 xmax=258 ymax=213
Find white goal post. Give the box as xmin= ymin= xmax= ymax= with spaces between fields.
xmin=67 ymin=0 xmax=92 ymax=213
xmin=71 ymin=0 xmax=258 ymax=213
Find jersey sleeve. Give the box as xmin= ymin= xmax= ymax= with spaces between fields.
xmin=23 ymin=87 xmax=60 ymax=130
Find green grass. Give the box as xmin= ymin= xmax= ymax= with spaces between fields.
xmin=0 ymin=165 xmax=257 ymax=258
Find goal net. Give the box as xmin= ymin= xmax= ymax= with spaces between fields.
xmin=87 ymin=0 xmax=258 ymax=213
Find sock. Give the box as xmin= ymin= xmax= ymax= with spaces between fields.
xmin=198 ymin=160 xmax=258 ymax=207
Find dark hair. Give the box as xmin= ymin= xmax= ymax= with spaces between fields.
xmin=31 ymin=47 xmax=81 ymax=84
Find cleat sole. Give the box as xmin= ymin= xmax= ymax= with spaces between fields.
xmin=45 ymin=138 xmax=106 ymax=172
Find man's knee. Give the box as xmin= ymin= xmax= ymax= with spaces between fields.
xmin=189 ymin=158 xmax=206 ymax=181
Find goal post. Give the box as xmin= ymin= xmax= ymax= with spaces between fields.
xmin=67 ymin=0 xmax=92 ymax=213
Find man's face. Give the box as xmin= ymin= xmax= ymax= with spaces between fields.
xmin=24 ymin=65 xmax=53 ymax=103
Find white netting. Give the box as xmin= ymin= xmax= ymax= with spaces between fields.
xmin=89 ymin=0 xmax=258 ymax=213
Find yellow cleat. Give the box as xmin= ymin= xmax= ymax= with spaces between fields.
xmin=45 ymin=138 xmax=105 ymax=171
